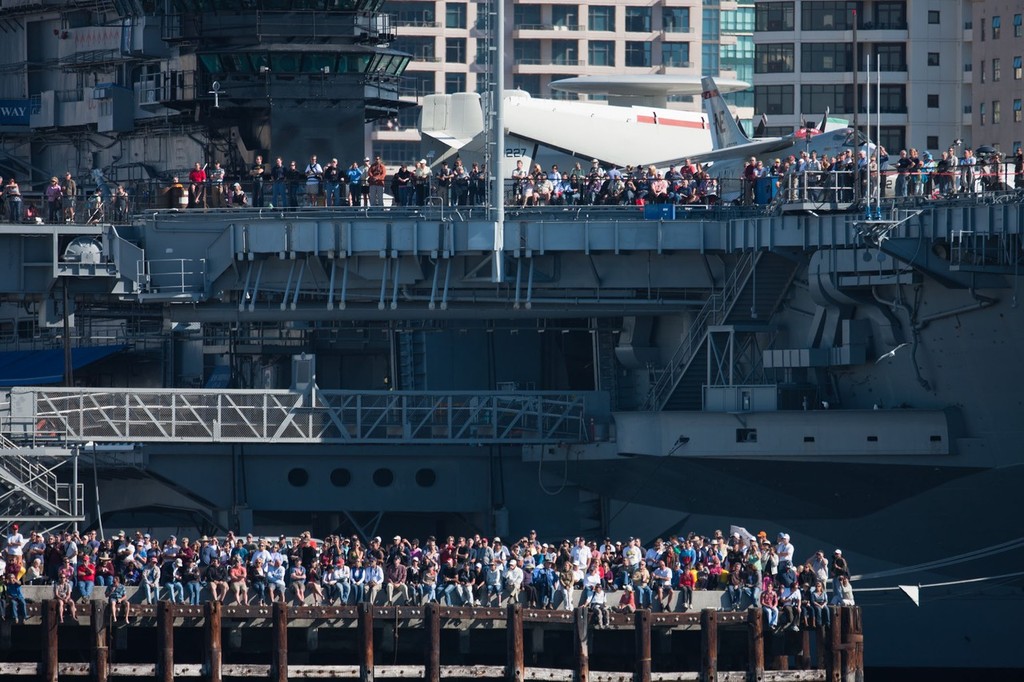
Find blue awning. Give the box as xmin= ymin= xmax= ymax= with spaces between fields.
xmin=0 ymin=345 xmax=127 ymax=387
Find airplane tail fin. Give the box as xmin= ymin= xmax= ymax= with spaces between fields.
xmin=419 ymin=92 xmax=485 ymax=150
xmin=700 ymin=76 xmax=750 ymax=149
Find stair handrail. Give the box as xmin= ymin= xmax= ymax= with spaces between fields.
xmin=642 ymin=250 xmax=762 ymax=411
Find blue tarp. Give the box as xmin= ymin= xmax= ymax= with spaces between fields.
xmin=0 ymin=345 xmax=126 ymax=387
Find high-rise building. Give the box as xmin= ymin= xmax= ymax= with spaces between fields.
xmin=374 ymin=1 xmax=755 ymax=163
xmin=752 ymin=0 xmax=973 ymax=154
xmin=971 ymin=1 xmax=1023 ymax=154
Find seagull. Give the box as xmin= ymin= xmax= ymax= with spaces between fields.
xmin=875 ymin=342 xmax=909 ymax=364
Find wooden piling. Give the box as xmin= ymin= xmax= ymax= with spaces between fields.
xmin=156 ymin=601 xmax=174 ymax=682
xmin=92 ymin=601 xmax=108 ymax=682
xmin=204 ymin=600 xmax=222 ymax=682
xmin=827 ymin=607 xmax=842 ymax=682
xmin=41 ymin=600 xmax=58 ymax=682
xmin=798 ymin=628 xmax=812 ymax=669
xmin=505 ymin=604 xmax=524 ymax=682
xmin=700 ymin=609 xmax=718 ymax=682
xmin=424 ymin=602 xmax=440 ymax=682
xmin=357 ymin=602 xmax=374 ymax=682
xmin=270 ymin=602 xmax=288 ymax=682
xmin=573 ymin=606 xmax=589 ymax=682
xmin=853 ymin=607 xmax=864 ymax=682
xmin=746 ymin=608 xmax=764 ymax=682
xmin=633 ymin=609 xmax=651 ymax=682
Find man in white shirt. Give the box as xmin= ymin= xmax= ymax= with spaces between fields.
xmin=5 ymin=524 xmax=24 ymax=558
xmin=779 ymin=584 xmax=802 ymax=632
xmin=503 ymin=558 xmax=524 ymax=606
xmin=776 ymin=533 xmax=795 ymax=571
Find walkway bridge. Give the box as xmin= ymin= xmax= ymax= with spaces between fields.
xmin=2 ymin=386 xmax=592 ymax=446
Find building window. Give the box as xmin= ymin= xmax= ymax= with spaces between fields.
xmin=928 ymin=10 xmax=940 ymax=25
xmin=801 ymin=43 xmax=852 ymax=72
xmin=588 ymin=40 xmax=615 ymax=67
xmin=1014 ymin=99 xmax=1022 ymax=123
xmin=625 ymin=7 xmax=651 ymax=32
xmin=876 ymin=43 xmax=906 ymax=71
xmin=551 ymin=40 xmax=578 ymax=65
xmin=874 ymin=1 xmax=907 ymax=30
xmin=445 ymin=73 xmax=465 ymax=94
xmin=721 ymin=6 xmax=755 ymax=33
xmin=663 ymin=6 xmax=691 ymax=32
xmin=588 ymin=6 xmax=615 ymax=32
xmin=980 ymin=102 xmax=986 ymax=126
xmin=512 ymin=75 xmax=541 ymax=97
xmin=993 ymin=100 xmax=1001 ymax=124
xmin=400 ymin=70 xmax=435 ymax=98
xmin=981 ymin=18 xmax=985 ymax=41
xmin=801 ymin=84 xmax=852 ymax=115
xmin=662 ymin=42 xmax=691 ymax=67
xmin=513 ymin=5 xmax=541 ymax=28
xmin=390 ymin=2 xmax=436 ymax=27
xmin=445 ymin=38 xmax=466 ymax=64
xmin=993 ymin=16 xmax=1001 ymax=39
xmin=927 ymin=94 xmax=939 ymax=108
xmin=755 ymin=84 xmax=794 ymax=115
xmin=625 ymin=42 xmax=651 ymax=67
xmin=878 ymin=126 xmax=906 ymax=154
xmin=980 ymin=60 xmax=986 ymax=83
xmin=702 ymin=43 xmax=720 ymax=74
xmin=1015 ymin=56 xmax=1023 ymax=80
xmin=927 ymin=52 xmax=940 ymax=66
xmin=755 ymin=1 xmax=794 ymax=31
xmin=703 ymin=11 xmax=720 ymax=41
xmin=373 ymin=142 xmax=420 ymax=166
xmin=391 ymin=37 xmax=436 ymax=61
xmin=926 ymin=136 xmax=939 ymax=150
xmin=513 ymin=40 xmax=541 ymax=64
xmin=551 ymin=5 xmax=578 ymax=30
xmin=756 ymin=43 xmax=795 ymax=73
xmin=874 ymin=85 xmax=907 ymax=113
xmin=801 ymin=2 xmax=858 ymax=31
xmin=993 ymin=59 xmax=1001 ymax=81
xmin=445 ymin=3 xmax=466 ymax=29
xmin=1015 ymin=14 xmax=1023 ymax=37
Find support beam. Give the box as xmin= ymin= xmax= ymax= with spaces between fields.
xmin=633 ymin=609 xmax=651 ymax=682
xmin=572 ymin=606 xmax=588 ymax=682
xmin=92 ymin=601 xmax=108 ymax=682
xmin=205 ymin=600 xmax=222 ymax=682
xmin=156 ymin=601 xmax=174 ymax=682
xmin=424 ymin=602 xmax=440 ymax=682
xmin=506 ymin=604 xmax=524 ymax=682
xmin=271 ymin=601 xmax=288 ymax=682
xmin=41 ymin=600 xmax=58 ymax=682
xmin=700 ymin=609 xmax=718 ymax=682
xmin=746 ymin=608 xmax=764 ymax=682
xmin=358 ymin=602 xmax=374 ymax=682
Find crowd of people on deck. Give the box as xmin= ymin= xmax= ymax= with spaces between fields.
xmin=9 ymin=141 xmax=1017 ymax=224
xmin=1 ymin=524 xmax=853 ymax=630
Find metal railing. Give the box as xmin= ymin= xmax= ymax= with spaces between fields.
xmin=4 ymin=386 xmax=589 ymax=445
xmin=642 ymin=250 xmax=761 ymax=411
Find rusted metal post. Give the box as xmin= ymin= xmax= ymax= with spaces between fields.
xmin=92 ymin=601 xmax=109 ymax=682
xmin=270 ymin=601 xmax=288 ymax=682
xmin=572 ymin=606 xmax=589 ymax=682
xmin=827 ymin=607 xmax=842 ymax=682
xmin=41 ymin=600 xmax=59 ymax=682
xmin=506 ymin=603 xmax=524 ymax=682
xmin=841 ymin=606 xmax=854 ymax=682
xmin=633 ymin=609 xmax=651 ymax=682
xmin=357 ymin=601 xmax=374 ymax=682
xmin=700 ymin=608 xmax=718 ymax=682
xmin=798 ymin=628 xmax=812 ymax=669
xmin=424 ymin=602 xmax=441 ymax=682
xmin=205 ymin=599 xmax=222 ymax=682
xmin=746 ymin=607 xmax=764 ymax=682
xmin=156 ymin=600 xmax=174 ymax=682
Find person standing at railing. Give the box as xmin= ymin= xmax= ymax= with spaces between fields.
xmin=44 ymin=176 xmax=63 ymax=224
xmin=1014 ymin=147 xmax=1023 ymax=190
xmin=323 ymin=158 xmax=341 ymax=207
xmin=367 ymin=155 xmax=387 ymax=207
xmin=907 ymin=148 xmax=922 ymax=197
xmin=4 ymin=176 xmax=22 ymax=223
xmin=269 ymin=157 xmax=286 ymax=208
xmin=347 ymin=161 xmax=364 ymax=207
xmin=60 ymin=172 xmax=77 ymax=223
xmin=189 ymin=162 xmax=207 ymax=208
xmin=207 ymin=161 xmax=225 ymax=208
xmin=249 ymin=154 xmax=266 ymax=207
xmin=894 ymin=150 xmax=910 ymax=197
xmin=960 ymin=149 xmax=976 ymax=193
xmin=413 ymin=160 xmax=431 ymax=206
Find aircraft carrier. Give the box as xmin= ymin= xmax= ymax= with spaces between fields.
xmin=1 ymin=1 xmax=1023 ymax=677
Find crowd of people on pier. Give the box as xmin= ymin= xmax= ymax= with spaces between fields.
xmin=1 ymin=524 xmax=853 ymax=630
xmin=2 ymin=144 xmax=1021 ymax=224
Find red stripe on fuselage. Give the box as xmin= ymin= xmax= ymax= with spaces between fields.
xmin=637 ymin=115 xmax=706 ymax=129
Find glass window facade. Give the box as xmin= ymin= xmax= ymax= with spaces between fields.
xmin=801 ymin=2 xmax=860 ymax=31
xmin=513 ymin=5 xmax=541 ymax=28
xmin=625 ymin=7 xmax=651 ymax=33
xmin=755 ymin=1 xmax=794 ymax=31
xmin=873 ymin=1 xmax=907 ymax=30
xmin=625 ymin=41 xmax=651 ymax=67
xmin=663 ymin=7 xmax=691 ymax=32
xmin=588 ymin=6 xmax=615 ymax=32
xmin=662 ymin=42 xmax=691 ymax=67
xmin=801 ymin=43 xmax=852 ymax=72
xmin=445 ymin=3 xmax=465 ymax=29
xmin=755 ymin=84 xmax=794 ymax=115
xmin=756 ymin=43 xmax=795 ymax=73
xmin=588 ymin=40 xmax=615 ymax=66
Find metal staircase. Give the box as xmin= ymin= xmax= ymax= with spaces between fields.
xmin=0 ymin=434 xmax=84 ymax=526
xmin=643 ymin=251 xmax=799 ymax=411
xmin=398 ymin=331 xmax=428 ymax=390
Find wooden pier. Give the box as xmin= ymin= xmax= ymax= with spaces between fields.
xmin=1 ymin=601 xmax=864 ymax=682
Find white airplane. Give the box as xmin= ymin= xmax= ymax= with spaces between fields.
xmin=419 ymin=75 xmax=872 ymax=180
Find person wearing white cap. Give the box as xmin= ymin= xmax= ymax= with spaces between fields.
xmin=830 ymin=549 xmax=849 ymax=595
xmin=776 ymin=533 xmax=795 ymax=571
xmin=503 ymin=558 xmax=524 ymax=606
xmin=413 ymin=159 xmax=432 ymax=206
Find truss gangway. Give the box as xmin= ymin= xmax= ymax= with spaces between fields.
xmin=1 ymin=386 xmax=591 ymax=446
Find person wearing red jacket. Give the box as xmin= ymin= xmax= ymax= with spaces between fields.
xmin=76 ymin=554 xmax=96 ymax=601
xmin=189 ymin=162 xmax=207 ymax=208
